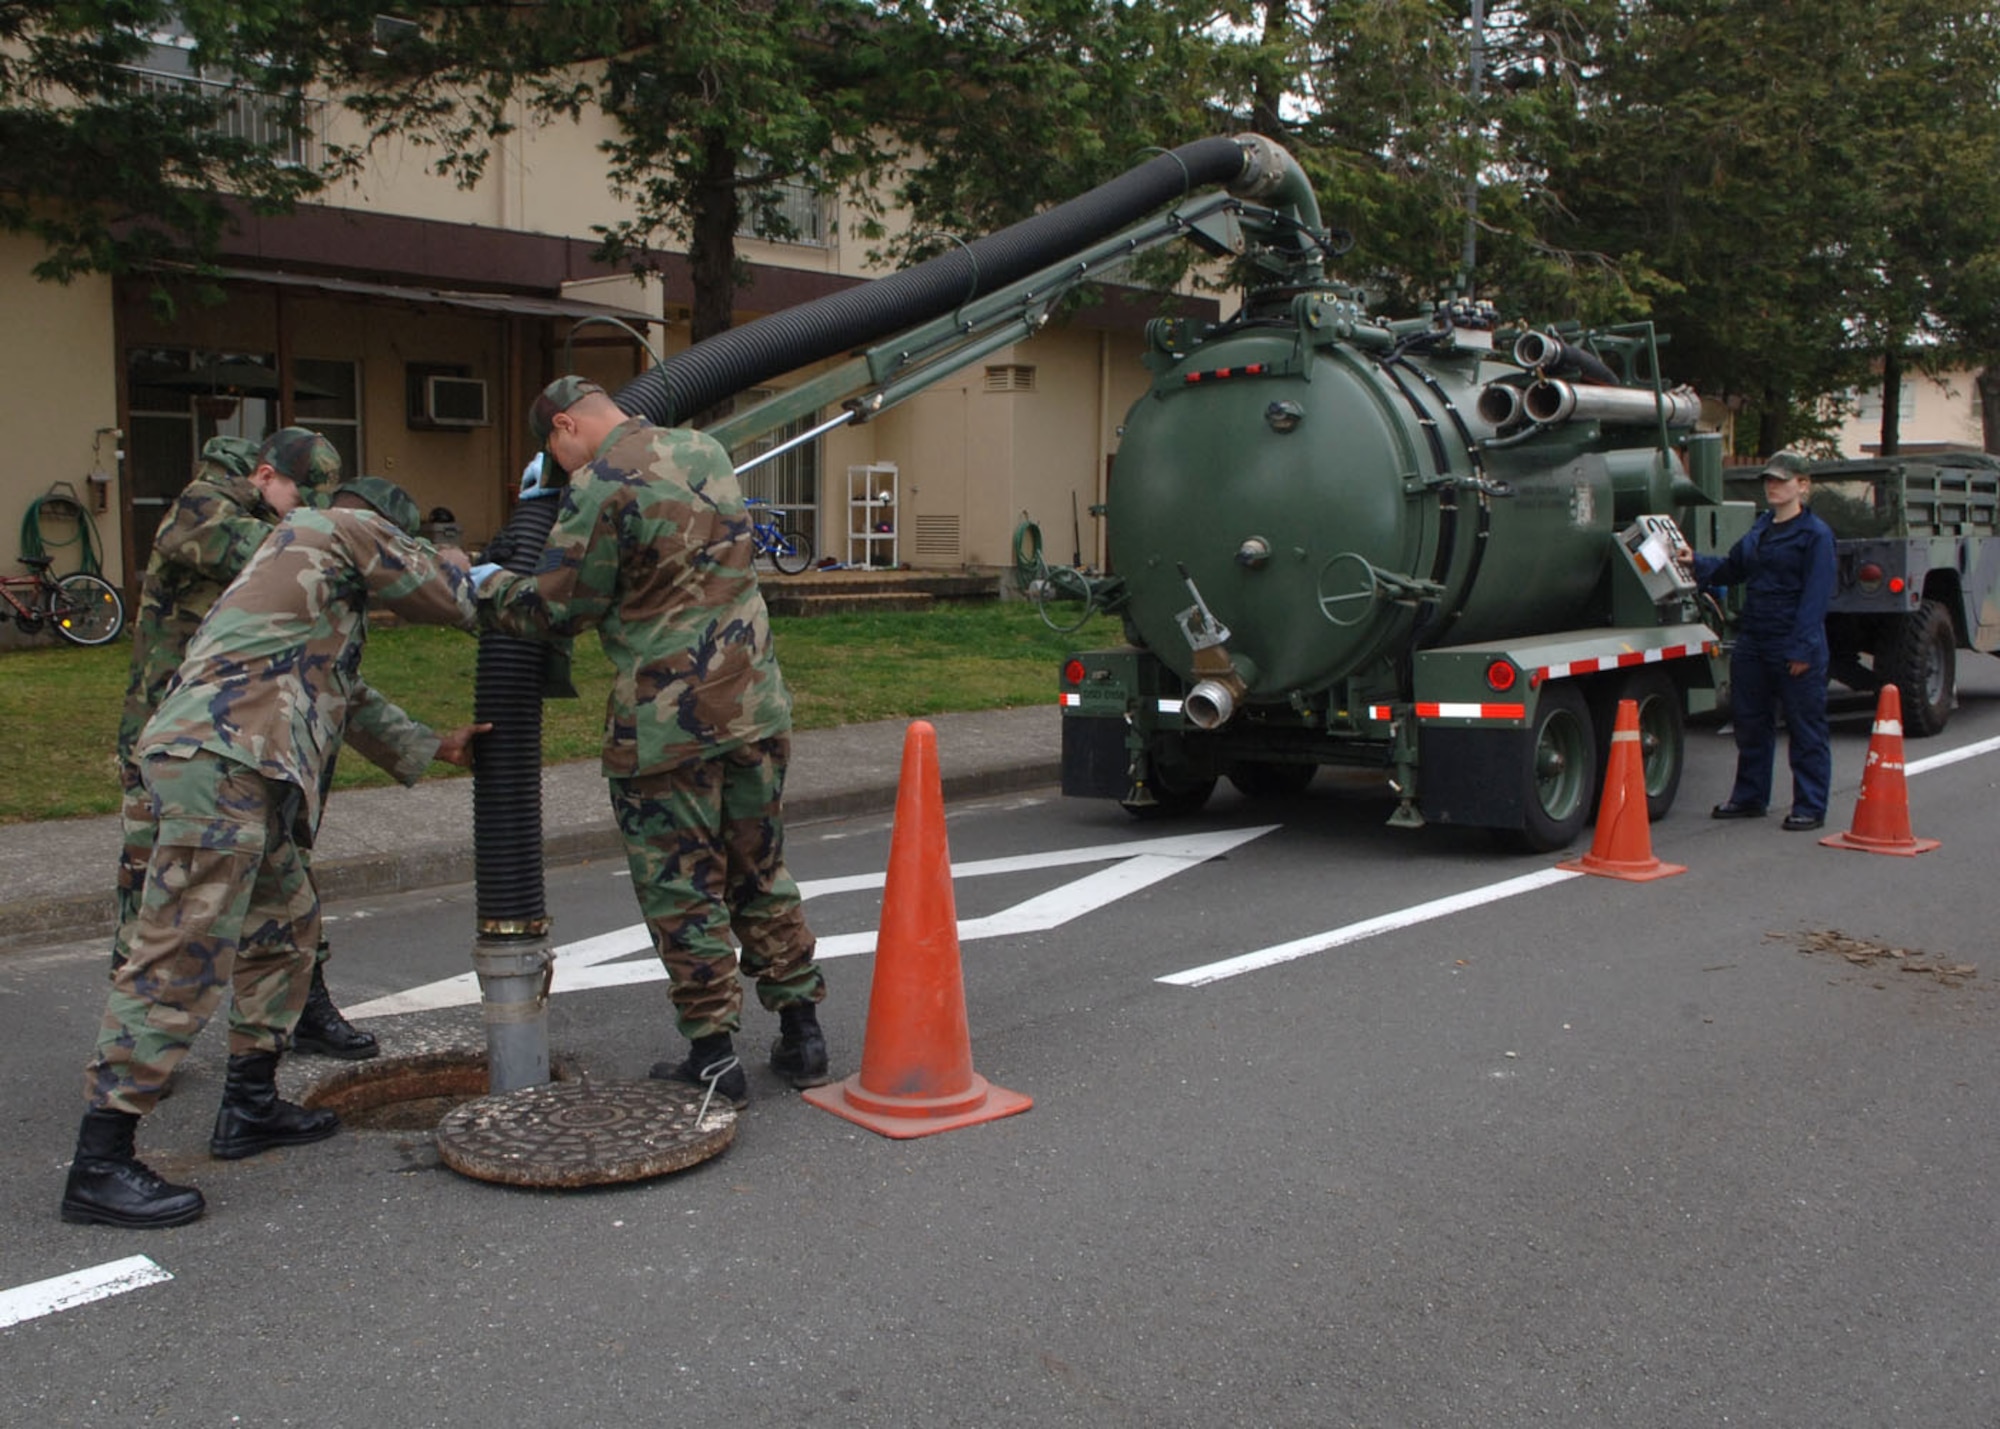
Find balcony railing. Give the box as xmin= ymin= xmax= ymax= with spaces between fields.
xmin=126 ymin=67 xmax=325 ymax=167
xmin=740 ymin=179 xmax=831 ymax=247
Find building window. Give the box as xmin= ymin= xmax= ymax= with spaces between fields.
xmin=124 ymin=25 xmax=325 ymax=166
xmin=294 ymin=358 xmax=364 ymax=480
xmin=730 ymin=391 xmax=821 ymax=552
xmin=739 ymin=176 xmax=831 ymax=247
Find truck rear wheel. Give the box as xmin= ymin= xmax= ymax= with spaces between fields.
xmin=1121 ymin=760 xmax=1216 ymax=819
xmin=1506 ymin=683 xmax=1597 ymax=853
xmin=1881 ymin=599 xmax=1956 ymax=736
xmin=1226 ymin=761 xmax=1316 ymax=798
xmin=1591 ymin=669 xmax=1684 ymax=821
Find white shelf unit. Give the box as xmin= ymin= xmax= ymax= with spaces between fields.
xmin=846 ymin=463 xmax=899 ymax=567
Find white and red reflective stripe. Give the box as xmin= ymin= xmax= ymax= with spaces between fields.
xmin=1420 ymin=701 xmax=1526 ymax=720
xmin=1060 ymin=692 xmax=1082 ymax=707
xmin=1531 ymin=641 xmax=1714 ymax=684
xmin=1368 ymin=702 xmax=1526 ymax=721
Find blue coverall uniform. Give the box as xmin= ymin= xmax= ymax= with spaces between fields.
xmin=1696 ymin=509 xmax=1838 ymax=819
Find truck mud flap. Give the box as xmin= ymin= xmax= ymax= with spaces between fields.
xmin=1063 ymin=715 xmax=1131 ymax=799
xmin=1417 ymin=725 xmax=1532 ymax=830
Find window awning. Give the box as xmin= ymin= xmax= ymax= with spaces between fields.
xmin=191 ymin=266 xmax=667 ymax=325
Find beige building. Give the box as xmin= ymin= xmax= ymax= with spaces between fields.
xmin=1830 ymin=369 xmax=1988 ymax=457
xmin=2 ymin=64 xmax=1215 ymax=604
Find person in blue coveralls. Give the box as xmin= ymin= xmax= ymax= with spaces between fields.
xmin=1695 ymin=451 xmax=1838 ymax=831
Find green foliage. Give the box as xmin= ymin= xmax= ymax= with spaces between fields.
xmin=0 ymin=0 xmax=336 ymax=298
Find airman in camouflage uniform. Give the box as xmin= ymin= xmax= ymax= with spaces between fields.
xmin=112 ymin=428 xmax=428 ymax=1059
xmin=61 ymin=480 xmax=483 ymax=1229
xmin=475 ymin=377 xmax=827 ymax=1109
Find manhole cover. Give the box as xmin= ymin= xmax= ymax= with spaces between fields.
xmin=300 ymin=1048 xmax=582 ymax=1131
xmin=435 ymin=1078 xmax=737 ymax=1187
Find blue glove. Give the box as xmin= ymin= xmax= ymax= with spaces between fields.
xmin=519 ymin=454 xmax=559 ymax=499
xmin=468 ymin=562 xmax=503 ymax=587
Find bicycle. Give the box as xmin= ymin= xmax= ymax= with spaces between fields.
xmin=1 ymin=554 xmax=126 ymax=646
xmin=744 ymin=498 xmax=814 ymax=575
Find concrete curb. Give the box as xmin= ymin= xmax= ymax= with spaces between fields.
xmin=0 ymin=756 xmax=1063 ymax=955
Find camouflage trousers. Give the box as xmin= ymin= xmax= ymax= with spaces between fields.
xmin=86 ymin=752 xmax=319 ymax=1115
xmin=609 ymin=736 xmax=824 ymax=1041
xmin=115 ymin=756 xmax=331 ymax=974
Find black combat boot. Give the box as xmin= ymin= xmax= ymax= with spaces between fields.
xmin=291 ymin=964 xmax=380 ymax=1060
xmin=60 ymin=1108 xmax=205 ymax=1229
xmin=209 ymin=1051 xmax=341 ymax=1160
xmin=649 ymin=1031 xmax=749 ymax=1108
xmin=770 ymin=1002 xmax=830 ymax=1089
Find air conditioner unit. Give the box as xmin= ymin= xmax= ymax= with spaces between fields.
xmin=424 ymin=375 xmax=489 ymax=427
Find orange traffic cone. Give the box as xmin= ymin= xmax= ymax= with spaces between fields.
xmin=1821 ymin=685 xmax=1940 ymax=856
xmin=802 ymin=720 xmax=1032 ymax=1139
xmin=1557 ymin=698 xmax=1686 ymax=881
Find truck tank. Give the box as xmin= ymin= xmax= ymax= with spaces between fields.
xmin=1108 ymin=301 xmax=1706 ymax=726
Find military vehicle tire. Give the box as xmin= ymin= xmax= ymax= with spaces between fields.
xmin=1226 ymin=761 xmax=1316 ymax=798
xmin=1505 ymin=683 xmax=1597 ymax=853
xmin=1881 ymin=599 xmax=1956 ymax=736
xmin=1121 ymin=761 xmax=1216 ymax=819
xmin=1590 ymin=669 xmax=1683 ymax=822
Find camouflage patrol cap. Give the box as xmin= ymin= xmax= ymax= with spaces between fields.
xmin=335 ymin=475 xmax=425 ymax=538
xmin=198 ymin=435 xmax=261 ymax=478
xmin=1759 ymin=451 xmax=1811 ymax=480
xmin=256 ymin=426 xmax=343 ymax=493
xmin=529 ymin=376 xmax=607 ymax=441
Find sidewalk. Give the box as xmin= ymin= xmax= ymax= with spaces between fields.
xmin=0 ymin=704 xmax=1062 ymax=954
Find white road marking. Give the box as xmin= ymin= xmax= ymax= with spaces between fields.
xmin=1905 ymin=733 xmax=2000 ymax=775
xmin=1158 ymin=867 xmax=1584 ymax=987
xmin=346 ymin=826 xmax=1278 ymax=1018
xmin=0 ymin=1256 xmax=173 ymax=1329
xmin=1162 ymin=728 xmax=2000 ymax=988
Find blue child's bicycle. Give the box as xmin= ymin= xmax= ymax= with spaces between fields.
xmin=744 ymin=498 xmax=814 ymax=575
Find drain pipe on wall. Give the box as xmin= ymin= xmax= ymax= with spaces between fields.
xmin=470 ymin=492 xmax=566 ymax=1092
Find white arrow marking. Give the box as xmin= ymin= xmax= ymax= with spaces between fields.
xmin=0 ymin=1256 xmax=173 ymax=1329
xmin=348 ymin=825 xmax=1277 ymax=1018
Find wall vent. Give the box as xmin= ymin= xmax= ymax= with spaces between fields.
xmin=983 ymin=364 xmax=1036 ymax=394
xmin=913 ymin=514 xmax=962 ymax=561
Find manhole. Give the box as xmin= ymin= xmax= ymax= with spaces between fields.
xmin=435 ymin=1078 xmax=737 ymax=1187
xmin=301 ymin=1048 xmax=583 ymax=1132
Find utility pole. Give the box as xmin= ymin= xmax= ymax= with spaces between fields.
xmin=1461 ymin=0 xmax=1486 ymax=294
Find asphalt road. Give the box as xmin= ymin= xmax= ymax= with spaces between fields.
xmin=4 ymin=664 xmax=1999 ymax=1427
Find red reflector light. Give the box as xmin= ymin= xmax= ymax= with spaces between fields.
xmin=1857 ymin=562 xmax=1883 ymax=584
xmin=1889 ymin=576 xmax=1906 ymax=594
xmin=1064 ymin=659 xmax=1087 ymax=685
xmin=1486 ymin=660 xmax=1517 ymax=692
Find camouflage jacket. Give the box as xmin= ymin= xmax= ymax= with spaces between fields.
xmin=118 ymin=454 xmax=277 ymax=763
xmin=478 ymin=417 xmax=791 ymax=777
xmin=117 ymin=457 xmax=438 ymax=787
xmin=138 ymin=507 xmax=479 ymax=829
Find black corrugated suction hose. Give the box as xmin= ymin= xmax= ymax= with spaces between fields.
xmin=473 ymin=138 xmax=1272 ymax=924
xmin=471 ymin=497 xmax=564 ymax=926
xmin=615 ymin=136 xmax=1255 ymax=425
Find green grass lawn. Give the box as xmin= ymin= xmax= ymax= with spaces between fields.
xmin=0 ymin=601 xmax=1121 ymax=825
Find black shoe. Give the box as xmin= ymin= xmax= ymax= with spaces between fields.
xmin=1710 ymin=802 xmax=1767 ymax=819
xmin=60 ymin=1109 xmax=205 ymax=1229
xmin=292 ymin=965 xmax=380 ymax=1060
xmin=209 ymin=1052 xmax=341 ymax=1160
xmin=770 ymin=1002 xmax=831 ymax=1089
xmin=649 ymin=1032 xmax=749 ymax=1109
xmin=1781 ymin=813 xmax=1825 ymax=831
